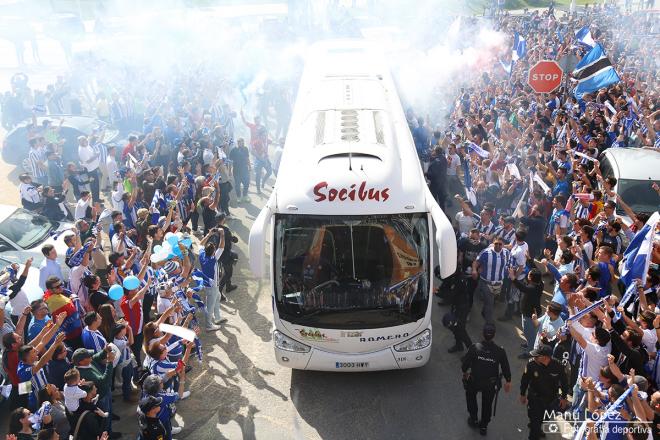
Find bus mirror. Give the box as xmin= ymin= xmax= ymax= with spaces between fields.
xmin=425 ymin=190 xmax=457 ymax=279
xmin=249 ymin=199 xmax=274 ymax=278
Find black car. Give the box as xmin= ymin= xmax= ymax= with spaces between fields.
xmin=1 ymin=115 xmax=120 ymax=166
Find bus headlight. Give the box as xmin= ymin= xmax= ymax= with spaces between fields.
xmin=393 ymin=329 xmax=431 ymax=352
xmin=274 ymin=330 xmax=311 ymax=353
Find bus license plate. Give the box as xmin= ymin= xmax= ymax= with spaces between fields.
xmin=335 ymin=362 xmax=369 ymax=369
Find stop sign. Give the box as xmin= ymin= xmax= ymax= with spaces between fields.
xmin=528 ymin=60 xmax=563 ymax=93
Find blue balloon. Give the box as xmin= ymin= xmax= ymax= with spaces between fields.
xmin=108 ymin=284 xmax=124 ymax=301
xmin=167 ymin=235 xmax=180 ymax=248
xmin=172 ymin=246 xmax=183 ymax=257
xmin=122 ymin=275 xmax=140 ymax=290
xmin=153 ymin=245 xmax=163 ymax=254
xmin=181 ymin=238 xmax=193 ymax=248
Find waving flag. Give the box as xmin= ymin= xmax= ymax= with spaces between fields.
xmin=462 ymin=157 xmax=477 ymax=206
xmin=467 ymin=142 xmax=490 ymax=158
xmin=620 ymin=212 xmax=659 ymax=287
xmin=572 ymin=44 xmax=620 ymax=99
xmin=67 ymin=242 xmax=92 ymax=268
xmin=511 ymin=32 xmax=527 ymax=62
xmin=190 ymin=269 xmax=212 ymax=292
xmin=499 ymin=59 xmax=512 ymax=76
xmin=575 ymin=26 xmax=595 ymax=49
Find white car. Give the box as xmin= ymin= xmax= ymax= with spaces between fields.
xmin=598 ymin=148 xmax=660 ymax=225
xmin=0 ymin=256 xmax=44 ymax=315
xmin=0 ymin=205 xmax=72 ymax=278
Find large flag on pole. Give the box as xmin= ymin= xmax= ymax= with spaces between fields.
xmin=511 ymin=32 xmax=527 ymax=62
xmin=572 ymin=44 xmax=620 ymax=99
xmin=574 ymin=26 xmax=595 ymax=48
xmin=620 ymin=211 xmax=659 ymax=288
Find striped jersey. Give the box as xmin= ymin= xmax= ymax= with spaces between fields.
xmin=28 ymin=147 xmax=46 ymax=178
xmin=17 ymin=361 xmax=48 ymax=409
xmin=477 ymin=247 xmax=511 ymax=282
xmin=574 ymin=203 xmax=591 ymax=220
xmin=493 ymin=226 xmax=516 ymax=245
xmin=81 ymin=327 xmax=107 ymax=352
xmin=92 ymin=142 xmax=108 ymax=168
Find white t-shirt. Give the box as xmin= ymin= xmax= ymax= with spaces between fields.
xmin=8 ymin=289 xmax=29 ymax=317
xmin=202 ymin=148 xmax=214 ymax=165
xmin=70 ymin=264 xmax=88 ymax=305
xmin=78 ymin=145 xmax=100 ymax=172
xmin=642 ymin=328 xmax=657 ymax=354
xmin=455 ymin=212 xmax=477 ymax=236
xmin=106 ymin=156 xmax=119 ymax=184
xmin=580 ymin=340 xmax=610 ymax=380
xmin=111 ymin=188 xmax=124 ymax=212
xmin=19 ymin=182 xmax=40 ymax=203
xmin=447 ymin=153 xmax=460 ymax=176
xmin=75 ymin=198 xmax=91 ymax=220
xmin=572 ymin=320 xmax=611 ymax=380
xmin=63 ymin=384 xmax=87 ymax=412
xmin=510 ymin=242 xmax=529 ymax=280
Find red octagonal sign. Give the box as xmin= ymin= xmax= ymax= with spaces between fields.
xmin=528 ymin=60 xmax=563 ymax=94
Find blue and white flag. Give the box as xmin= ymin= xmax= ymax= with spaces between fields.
xmin=467 ymin=142 xmax=490 ymax=158
xmin=499 ymin=59 xmax=512 ymax=76
xmin=575 ymin=26 xmax=595 ymax=48
xmin=620 ymin=212 xmax=659 ymax=288
xmin=512 ymin=32 xmax=527 ymax=62
xmin=462 ymin=157 xmax=477 ymax=206
xmin=572 ymin=44 xmax=620 ymax=99
xmin=190 ymin=269 xmax=212 ymax=292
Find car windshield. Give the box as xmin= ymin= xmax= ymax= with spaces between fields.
xmin=274 ymin=213 xmax=430 ymax=330
xmin=617 ymin=179 xmax=660 ymax=216
xmin=0 ymin=208 xmax=56 ymax=249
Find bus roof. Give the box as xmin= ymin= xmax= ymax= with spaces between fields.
xmin=273 ymin=41 xmax=428 ymax=216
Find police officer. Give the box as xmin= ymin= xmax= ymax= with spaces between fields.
xmin=446 ymin=262 xmax=477 ymax=353
xmin=519 ymin=344 xmax=570 ymax=440
xmin=461 ymin=324 xmax=512 ymax=436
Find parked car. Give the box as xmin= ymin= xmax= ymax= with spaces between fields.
xmin=0 ymin=204 xmax=72 ymax=279
xmin=1 ymin=115 xmax=120 ymax=166
xmin=598 ymin=148 xmax=660 ymax=225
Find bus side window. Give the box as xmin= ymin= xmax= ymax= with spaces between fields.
xmin=599 ymin=157 xmax=613 ymax=179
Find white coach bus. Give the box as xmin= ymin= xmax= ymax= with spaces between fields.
xmin=248 ymin=41 xmax=456 ymax=371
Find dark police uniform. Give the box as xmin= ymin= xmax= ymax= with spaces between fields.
xmin=461 ymin=339 xmax=511 ymax=430
xmin=520 ymin=356 xmax=569 ymax=440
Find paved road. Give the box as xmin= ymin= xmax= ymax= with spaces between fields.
xmin=111 ymin=189 xmax=536 ymax=440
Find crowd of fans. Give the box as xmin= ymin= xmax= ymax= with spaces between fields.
xmin=413 ymin=3 xmax=660 ymax=439
xmin=0 ymin=44 xmax=292 ymax=438
xmin=0 ymin=1 xmax=659 ymax=440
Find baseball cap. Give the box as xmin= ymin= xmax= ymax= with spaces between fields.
xmin=139 ymin=395 xmax=163 ymax=414
xmin=530 ymin=345 xmax=553 ymax=358
xmin=72 ymin=348 xmax=94 ymax=364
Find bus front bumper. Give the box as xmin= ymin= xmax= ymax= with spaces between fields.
xmin=274 ymin=344 xmax=431 ymax=371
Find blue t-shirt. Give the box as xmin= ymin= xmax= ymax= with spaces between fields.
xmin=597 ymin=261 xmax=612 ymax=297
xmin=27 ymin=316 xmax=51 ymax=342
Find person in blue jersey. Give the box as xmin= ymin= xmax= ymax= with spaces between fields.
xmin=472 ymin=237 xmax=511 ymax=324
xmin=81 ymin=311 xmax=107 ymax=353
xmin=17 ymin=332 xmax=66 ymax=410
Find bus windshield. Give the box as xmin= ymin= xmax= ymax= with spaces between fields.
xmin=616 ymin=179 xmax=660 ymax=216
xmin=274 ymin=213 xmax=430 ymax=330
